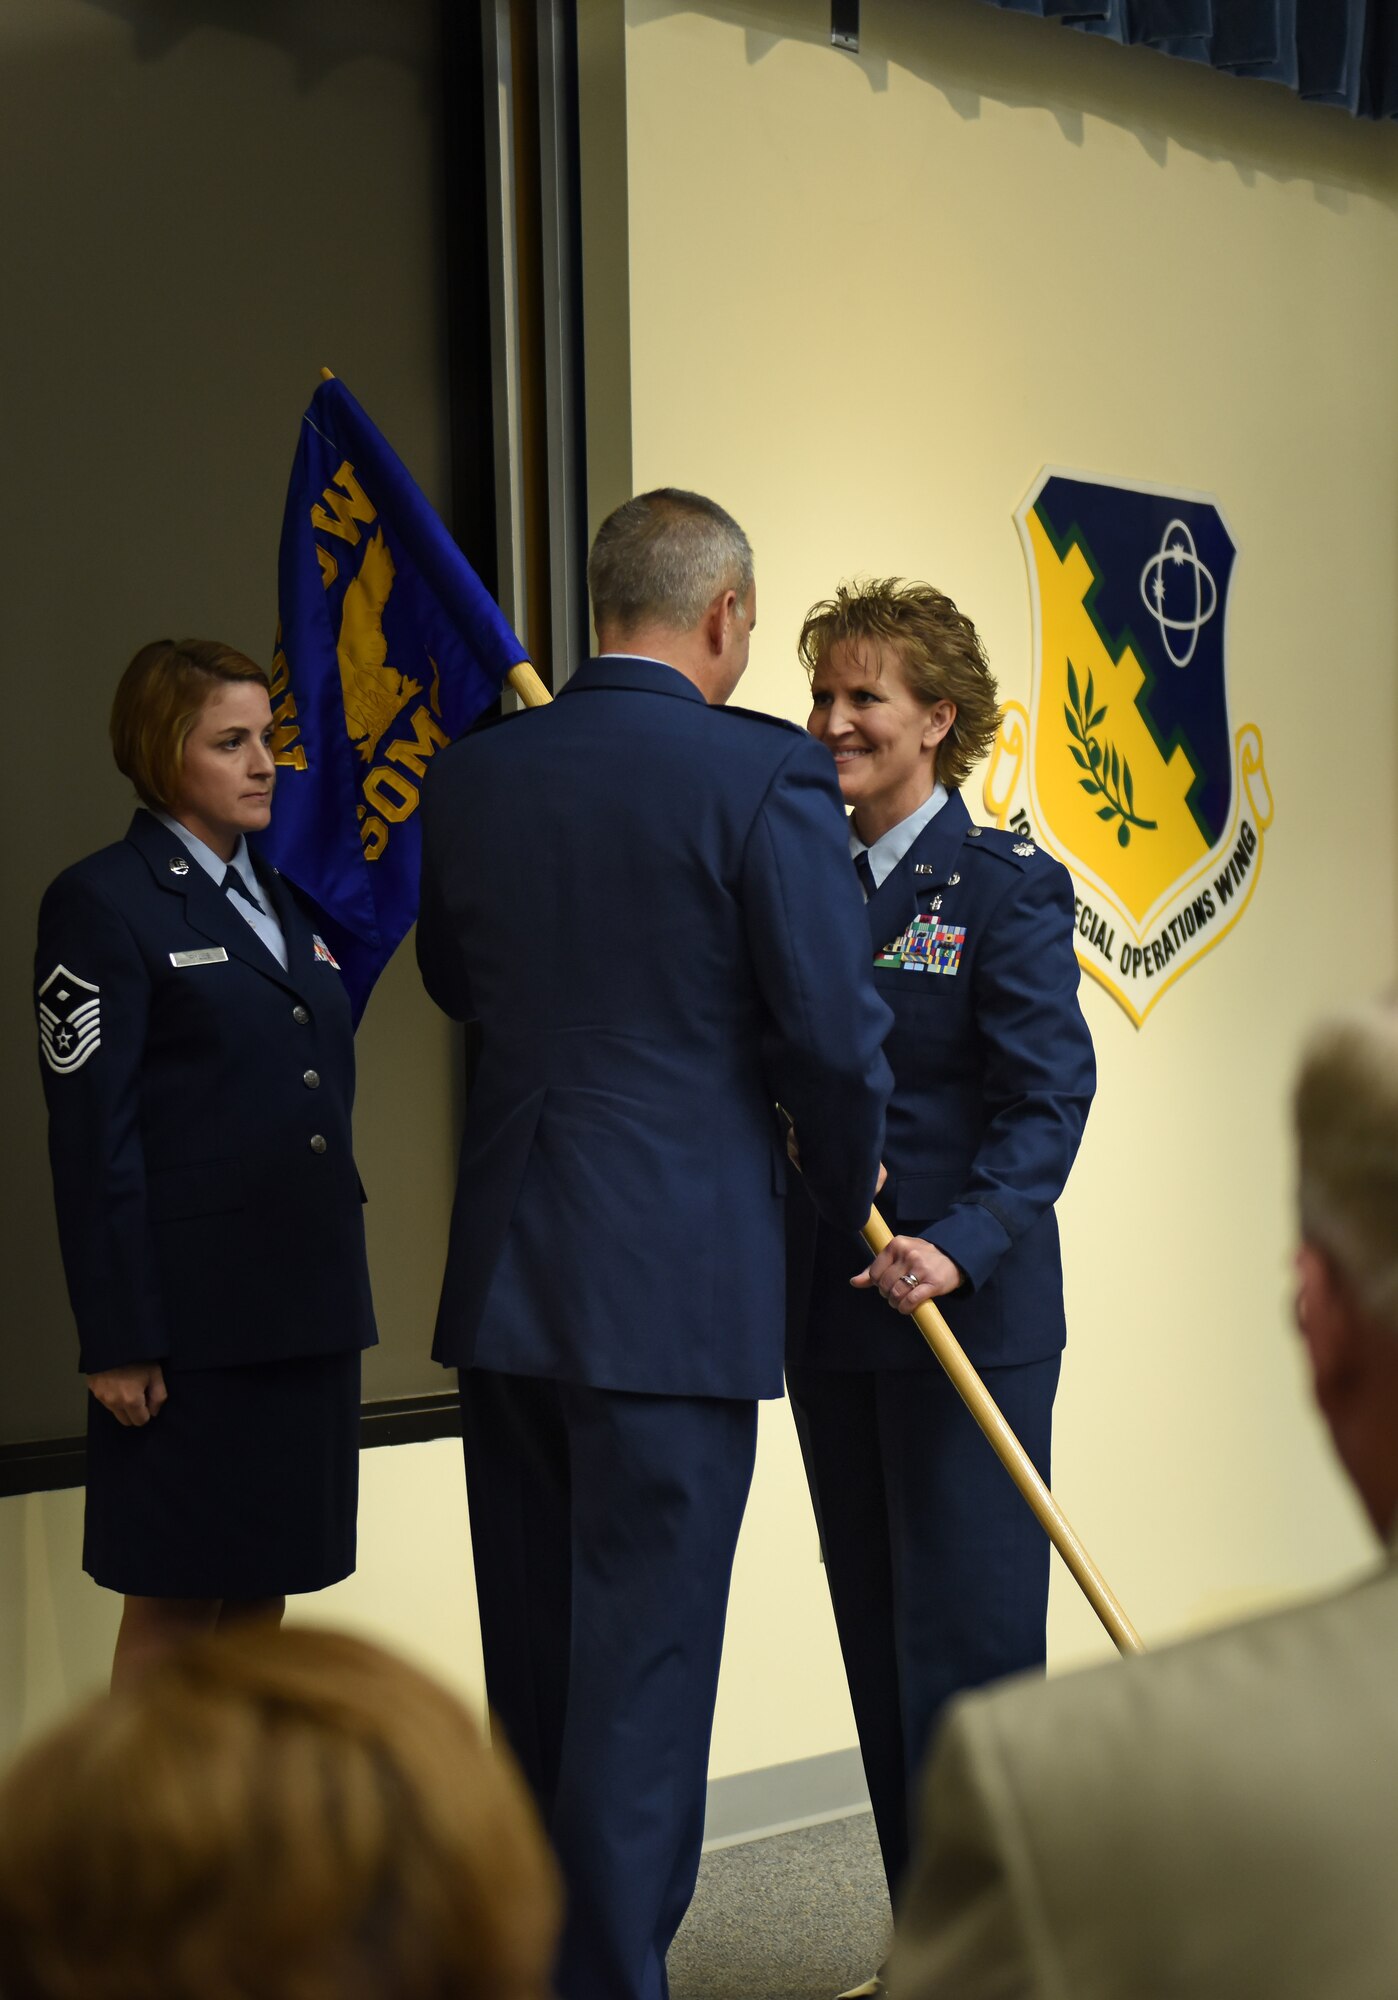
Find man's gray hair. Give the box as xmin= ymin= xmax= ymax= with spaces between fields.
xmin=1296 ymin=1000 xmax=1398 ymax=1336
xmin=588 ymin=489 xmax=754 ymax=637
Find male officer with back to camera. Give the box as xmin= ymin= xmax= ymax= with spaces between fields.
xmin=417 ymin=489 xmax=893 ymax=2000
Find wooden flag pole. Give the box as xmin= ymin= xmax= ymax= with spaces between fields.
xmin=862 ymin=1205 xmax=1144 ymax=1656
xmin=507 ymin=661 xmax=552 ymax=707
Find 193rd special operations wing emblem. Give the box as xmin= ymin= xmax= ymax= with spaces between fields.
xmin=984 ymin=468 xmax=1273 ymax=1027
xmin=38 ymin=965 xmax=100 ymax=1074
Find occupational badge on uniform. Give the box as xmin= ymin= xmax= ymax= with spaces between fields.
xmin=875 ymin=918 xmax=966 ymax=975
xmin=37 ymin=965 xmax=101 ymax=1074
xmin=985 ymin=467 xmax=1273 ymax=1027
xmin=312 ymin=934 xmax=341 ymax=968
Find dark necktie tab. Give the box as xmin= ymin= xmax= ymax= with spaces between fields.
xmin=222 ymin=866 xmax=265 ymax=915
xmin=853 ymin=850 xmax=876 ymax=900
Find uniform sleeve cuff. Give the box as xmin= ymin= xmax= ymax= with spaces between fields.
xmin=925 ymin=1201 xmax=1012 ymax=1294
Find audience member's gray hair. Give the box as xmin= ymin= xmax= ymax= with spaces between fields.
xmin=588 ymin=489 xmax=754 ymax=636
xmin=1296 ymin=1000 xmax=1398 ymax=1334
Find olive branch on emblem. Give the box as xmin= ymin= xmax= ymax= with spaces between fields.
xmin=1064 ymin=661 xmax=1157 ymax=849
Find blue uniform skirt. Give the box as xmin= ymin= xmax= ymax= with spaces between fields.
xmin=83 ymin=1352 xmax=361 ymax=1599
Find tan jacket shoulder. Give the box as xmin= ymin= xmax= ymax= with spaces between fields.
xmin=890 ymin=1559 xmax=1398 ymax=2000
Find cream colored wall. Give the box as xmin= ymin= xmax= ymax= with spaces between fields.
xmin=611 ymin=0 xmax=1398 ymax=1756
xmin=0 ymin=1443 xmax=482 ymax=1760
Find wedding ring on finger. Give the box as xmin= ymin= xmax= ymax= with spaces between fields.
xmin=900 ymin=1270 xmax=921 ymax=1289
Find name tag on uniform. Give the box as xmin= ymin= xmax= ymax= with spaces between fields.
xmin=169 ymin=947 xmax=229 ymax=968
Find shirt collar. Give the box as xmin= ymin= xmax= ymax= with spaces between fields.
xmin=849 ymin=783 xmax=948 ymax=891
xmin=155 ymin=812 xmax=256 ymax=892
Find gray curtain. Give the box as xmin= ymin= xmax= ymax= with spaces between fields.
xmin=977 ymin=0 xmax=1398 ymax=117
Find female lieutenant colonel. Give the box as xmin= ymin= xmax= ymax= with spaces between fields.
xmin=785 ymin=580 xmax=1095 ymax=1987
xmin=35 ymin=639 xmax=377 ymax=1684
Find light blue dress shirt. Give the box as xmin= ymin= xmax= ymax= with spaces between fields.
xmin=156 ymin=813 xmax=289 ymax=969
xmin=850 ymin=782 xmax=949 ymax=896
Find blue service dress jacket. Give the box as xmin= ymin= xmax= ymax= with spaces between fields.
xmin=417 ymin=654 xmax=894 ymax=1399
xmin=35 ymin=809 xmax=378 ymax=1375
xmin=788 ymin=788 xmax=1096 ymax=1372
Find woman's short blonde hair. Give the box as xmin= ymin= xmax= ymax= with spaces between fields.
xmin=110 ymin=637 xmax=269 ymax=813
xmin=798 ymin=578 xmax=1000 ymax=791
xmin=0 ymin=1626 xmax=561 ymax=2000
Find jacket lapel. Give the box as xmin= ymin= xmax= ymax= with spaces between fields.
xmin=126 ymin=812 xmax=311 ymax=997
xmin=863 ymin=791 xmax=970 ymax=955
xmin=258 ymin=864 xmax=322 ymax=1005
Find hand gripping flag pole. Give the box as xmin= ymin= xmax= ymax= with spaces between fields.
xmin=862 ymin=1204 xmax=1144 ymax=1656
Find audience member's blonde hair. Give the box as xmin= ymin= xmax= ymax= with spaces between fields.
xmin=1296 ymin=999 xmax=1398 ymax=1336
xmin=0 ymin=1625 xmax=561 ymax=2000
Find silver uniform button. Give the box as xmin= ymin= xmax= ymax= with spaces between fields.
xmin=303 ymin=1069 xmax=321 ymax=1089
xmin=309 ymin=1134 xmax=327 ymax=1154
xmin=292 ymin=1004 xmax=310 ymax=1024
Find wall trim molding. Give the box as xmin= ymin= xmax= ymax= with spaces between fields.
xmin=0 ymin=1393 xmax=463 ymax=1498
xmin=0 ymin=1435 xmax=85 ymax=1499
xmin=359 ymin=1392 xmax=461 ymax=1450
xmin=703 ymin=1746 xmax=870 ymax=1851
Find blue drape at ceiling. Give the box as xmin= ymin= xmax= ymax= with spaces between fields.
xmin=977 ymin=1 xmax=1398 ymax=118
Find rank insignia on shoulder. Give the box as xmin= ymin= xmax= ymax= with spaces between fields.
xmin=37 ymin=964 xmax=101 ymax=1074
xmin=312 ymin=935 xmax=340 ymax=969
xmin=875 ymin=918 xmax=967 ymax=976
xmin=1013 ymin=841 xmax=1037 ymax=857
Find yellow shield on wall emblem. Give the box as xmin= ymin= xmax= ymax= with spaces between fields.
xmin=985 ymin=467 xmax=1273 ymax=1027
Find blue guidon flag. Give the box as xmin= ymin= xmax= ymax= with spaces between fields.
xmin=259 ymin=375 xmax=529 ymax=1021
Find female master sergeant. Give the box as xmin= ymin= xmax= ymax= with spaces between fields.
xmin=35 ymin=638 xmax=377 ymax=1683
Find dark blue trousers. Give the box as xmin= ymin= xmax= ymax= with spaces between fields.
xmin=459 ymin=1370 xmax=757 ymax=2000
xmin=787 ymin=1353 xmax=1059 ymax=1904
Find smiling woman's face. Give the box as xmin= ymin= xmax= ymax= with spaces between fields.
xmin=807 ymin=637 xmax=954 ymax=837
xmin=168 ymin=680 xmax=276 ymax=861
